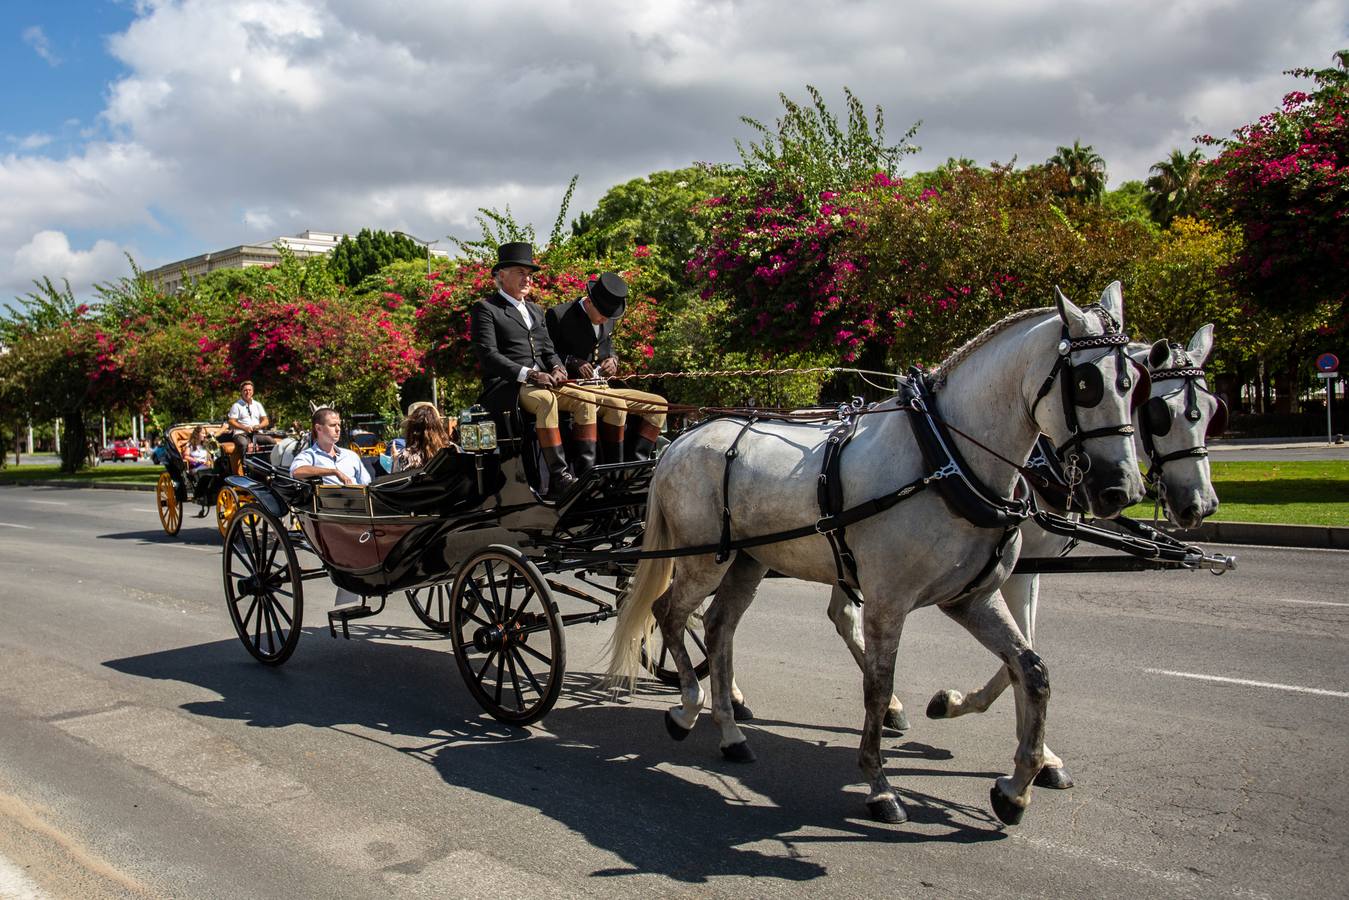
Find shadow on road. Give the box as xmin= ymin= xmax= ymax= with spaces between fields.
xmin=106 ymin=626 xmax=1006 ymax=883
xmin=97 ymin=527 xmax=222 ymax=547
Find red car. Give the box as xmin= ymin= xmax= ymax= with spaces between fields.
xmin=98 ymin=439 xmax=142 ymax=462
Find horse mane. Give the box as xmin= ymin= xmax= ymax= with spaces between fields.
xmin=931 ymin=306 xmax=1054 ymax=389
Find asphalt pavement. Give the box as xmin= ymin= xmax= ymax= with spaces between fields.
xmin=0 ymin=484 xmax=1346 ymax=898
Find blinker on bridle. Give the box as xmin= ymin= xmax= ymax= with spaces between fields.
xmin=1140 ymin=355 xmax=1229 ymax=486
xmin=1030 ymin=315 xmax=1137 ymax=458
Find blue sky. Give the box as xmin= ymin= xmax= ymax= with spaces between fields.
xmin=2 ymin=0 xmax=1347 ymax=309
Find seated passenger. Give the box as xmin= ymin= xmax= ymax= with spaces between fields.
xmin=289 ymin=407 xmax=372 ymax=486
xmin=185 ymin=426 xmax=211 ymax=472
xmin=393 ymin=402 xmax=451 ymax=473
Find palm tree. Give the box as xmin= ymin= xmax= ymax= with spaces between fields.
xmin=1046 ymin=140 xmax=1108 ymax=202
xmin=1144 ymin=147 xmax=1208 ymax=227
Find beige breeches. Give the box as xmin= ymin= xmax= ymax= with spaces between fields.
xmin=518 ymin=383 xmax=603 ymax=429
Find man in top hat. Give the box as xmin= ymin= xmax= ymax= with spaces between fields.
xmin=545 ymin=272 xmax=666 ymax=465
xmin=469 ymin=241 xmax=605 ymax=498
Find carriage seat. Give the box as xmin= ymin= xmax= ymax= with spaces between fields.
xmin=366 ymin=446 xmax=503 ymax=516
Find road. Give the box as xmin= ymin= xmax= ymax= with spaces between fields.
xmin=0 ymin=483 xmax=1346 ymax=898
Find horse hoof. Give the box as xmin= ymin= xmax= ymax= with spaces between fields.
xmin=721 ymin=741 xmax=756 ymax=763
xmin=664 ymin=710 xmax=692 ymax=742
xmin=1034 ymin=766 xmax=1074 ymax=790
xmin=989 ymin=785 xmax=1026 ymax=826
xmin=926 ymin=691 xmax=952 ymax=719
xmin=731 ymin=699 xmax=755 ymax=722
xmin=866 ymin=796 xmax=907 ymax=824
xmin=884 ymin=708 xmax=910 ymax=732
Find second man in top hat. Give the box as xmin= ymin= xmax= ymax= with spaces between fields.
xmin=545 ymin=272 xmax=667 ymax=466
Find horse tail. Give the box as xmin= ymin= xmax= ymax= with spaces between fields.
xmin=606 ymin=484 xmax=675 ymax=690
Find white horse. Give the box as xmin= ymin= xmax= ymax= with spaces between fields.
xmin=609 ymin=288 xmax=1145 ymax=826
xmin=924 ymin=323 xmax=1225 ymax=787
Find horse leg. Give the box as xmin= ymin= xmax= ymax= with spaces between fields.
xmin=940 ymin=590 xmax=1049 ymax=826
xmin=926 ymin=576 xmax=1034 ymax=719
xmin=657 ymin=562 xmax=725 ymax=740
xmin=859 ymin=606 xmax=907 ymax=824
xmin=703 ymin=554 xmax=768 ymax=761
xmin=827 ymin=586 xmax=908 ymax=731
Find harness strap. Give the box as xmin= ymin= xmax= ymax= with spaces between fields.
xmin=715 ymin=418 xmax=758 ymax=564
xmin=817 ymin=415 xmax=864 ymax=603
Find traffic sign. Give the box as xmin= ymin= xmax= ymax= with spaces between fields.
xmin=1315 ymin=352 xmax=1339 ymax=372
xmin=1318 ymin=372 xmax=1337 ymax=379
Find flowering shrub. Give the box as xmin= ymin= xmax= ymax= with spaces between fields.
xmin=1200 ymin=50 xmax=1349 ymax=327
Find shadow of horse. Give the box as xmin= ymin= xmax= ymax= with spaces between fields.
xmin=98 ymin=528 xmax=222 ymax=547
xmin=105 ymin=627 xmax=1006 ymax=883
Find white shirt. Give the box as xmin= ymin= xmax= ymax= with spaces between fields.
xmin=580 ymin=299 xmax=602 ymax=339
xmin=500 ymin=289 xmax=537 ymax=384
xmin=290 ymin=443 xmax=371 ymax=486
xmin=229 ymin=398 xmax=267 ymax=428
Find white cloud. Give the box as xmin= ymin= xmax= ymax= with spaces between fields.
xmin=7 ymin=133 xmax=54 ymax=151
xmin=11 ymin=231 xmax=130 ymax=294
xmin=3 ymin=0 xmax=1347 ymax=307
xmin=21 ymin=25 xmax=60 ymax=67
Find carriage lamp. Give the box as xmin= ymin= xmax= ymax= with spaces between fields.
xmin=461 ymin=424 xmax=480 ymax=451
xmin=458 ymin=421 xmax=497 ymax=452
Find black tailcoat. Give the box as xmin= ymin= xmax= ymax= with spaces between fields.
xmin=545 ymin=298 xmax=616 ymax=378
xmin=469 ymin=293 xmax=563 ymax=394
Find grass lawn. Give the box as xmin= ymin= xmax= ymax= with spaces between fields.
xmin=0 ymin=464 xmax=161 ymax=486
xmin=4 ymin=459 xmax=1347 ymax=527
xmin=1127 ymin=460 xmax=1349 ymax=527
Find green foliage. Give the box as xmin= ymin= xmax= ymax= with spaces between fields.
xmin=327 ymin=228 xmax=426 ymax=287
xmin=736 ymin=85 xmax=920 ymax=198
xmin=451 ymin=175 xmax=580 ymax=260
xmin=1102 ymin=180 xmax=1157 ymax=230
xmin=1143 ymin=148 xmax=1210 ymax=227
xmin=1044 ymin=140 xmax=1108 ymax=202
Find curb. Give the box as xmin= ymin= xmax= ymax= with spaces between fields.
xmin=1 ymin=480 xmax=156 ymax=492
xmin=1158 ymin=520 xmax=1349 ymax=551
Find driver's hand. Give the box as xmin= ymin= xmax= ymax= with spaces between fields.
xmin=599 ymin=357 xmax=618 ymax=377
xmin=338 ymin=470 xmax=353 ymax=485
xmin=578 ymin=362 xmax=595 ymax=379
xmin=528 ymin=370 xmax=553 ymax=387
xmin=551 ymin=367 xmax=568 ymax=382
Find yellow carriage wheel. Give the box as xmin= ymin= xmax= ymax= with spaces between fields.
xmin=216 ymin=486 xmax=239 ymax=537
xmin=156 ymin=471 xmax=182 ymax=536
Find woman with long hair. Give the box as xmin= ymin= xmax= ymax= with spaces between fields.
xmin=186 ymin=425 xmax=211 ymax=471
xmin=393 ymin=404 xmax=450 ymax=472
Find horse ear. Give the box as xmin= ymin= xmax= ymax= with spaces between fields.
xmin=1187 ymin=323 xmax=1215 ymax=368
xmin=1148 ymin=339 xmax=1170 ymax=370
xmin=1098 ymin=280 xmax=1124 ymax=325
xmin=1055 ymin=286 xmax=1089 ymax=336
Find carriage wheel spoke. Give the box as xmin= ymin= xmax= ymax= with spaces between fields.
xmin=687 ymin=626 xmax=708 ymax=657
xmin=501 ymin=565 xmax=516 ymax=621
xmin=437 ymin=584 xmax=449 ymax=622
xmin=270 ymin=594 xmax=294 ymax=627
xmin=467 ymin=577 xmax=498 ymax=622
xmin=229 ymin=541 xmax=256 ymax=578
xmin=515 ymin=640 xmax=552 ymax=667
xmin=494 ymin=651 xmax=506 ymax=706
xmin=471 ymin=648 xmax=499 ymax=690
xmin=505 ymin=649 xmax=526 ymax=707
xmin=263 ymin=532 xmax=283 ymax=573
xmin=239 ymin=596 xmax=260 ymax=633
xmin=509 ymin=647 xmax=543 ymax=697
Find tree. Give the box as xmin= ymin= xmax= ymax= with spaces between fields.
xmin=1044 ymin=140 xmax=1108 ymax=202
xmin=327 ymin=229 xmax=426 ymax=287
xmin=1144 ymin=148 xmax=1209 ymax=227
xmin=1102 ymin=180 xmax=1156 ymax=229
xmin=1200 ymin=50 xmax=1349 ymax=328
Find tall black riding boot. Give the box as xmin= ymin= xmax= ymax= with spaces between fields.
xmin=599 ymin=421 xmax=625 ymax=465
xmin=538 ymin=429 xmax=577 ymax=498
xmin=632 ymin=420 xmax=661 ymax=461
xmin=571 ymin=423 xmax=597 ymax=480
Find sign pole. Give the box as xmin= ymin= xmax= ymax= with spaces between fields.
xmin=1329 ymin=376 xmax=1335 ymax=445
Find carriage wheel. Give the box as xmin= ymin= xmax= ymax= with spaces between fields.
xmin=216 ymin=486 xmax=240 ymax=537
xmin=639 ymin=597 xmax=710 ymax=685
xmin=222 ymin=503 xmax=303 ymax=665
xmin=406 ymin=581 xmax=454 ymax=633
xmin=156 ymin=472 xmax=182 ymax=536
xmin=450 ymin=545 xmax=564 ymax=726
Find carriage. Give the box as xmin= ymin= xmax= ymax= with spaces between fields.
xmin=219 ymin=394 xmax=688 ymax=725
xmin=153 ymin=422 xmax=283 ymax=537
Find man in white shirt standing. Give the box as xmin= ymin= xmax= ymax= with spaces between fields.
xmin=289 ymin=407 xmax=372 ymax=486
xmin=226 ymin=380 xmax=276 ymax=465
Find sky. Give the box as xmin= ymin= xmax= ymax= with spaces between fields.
xmin=2 ymin=0 xmax=1347 ymax=308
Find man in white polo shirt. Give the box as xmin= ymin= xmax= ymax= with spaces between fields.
xmin=289 ymin=407 xmax=371 ymax=486
xmin=226 ymin=380 xmax=276 ymax=460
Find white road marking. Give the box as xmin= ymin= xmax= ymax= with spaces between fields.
xmin=1266 ymin=597 xmax=1349 ymax=607
xmin=1145 ymin=668 xmax=1349 ymax=698
xmin=0 ymin=522 xmax=34 ymax=529
xmin=25 ymin=499 xmax=68 ymax=506
xmin=0 ymin=851 xmax=48 ymax=899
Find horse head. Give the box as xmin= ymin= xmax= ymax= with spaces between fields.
xmin=1132 ymin=324 xmax=1223 ymax=528
xmin=1033 ymin=281 xmax=1146 ymax=518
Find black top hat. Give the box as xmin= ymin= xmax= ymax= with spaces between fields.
xmin=586 ymin=272 xmax=628 ymax=319
xmin=492 ymin=241 xmax=541 ymax=274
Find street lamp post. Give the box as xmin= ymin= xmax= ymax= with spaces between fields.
xmin=393 ymin=231 xmax=441 ymax=408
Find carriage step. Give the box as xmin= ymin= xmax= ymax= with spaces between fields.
xmin=327 ymin=604 xmax=378 ymax=639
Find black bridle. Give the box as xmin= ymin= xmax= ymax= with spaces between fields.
xmin=1139 ymin=361 xmax=1228 ymax=484
xmin=1029 ymin=312 xmax=1138 ymax=497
